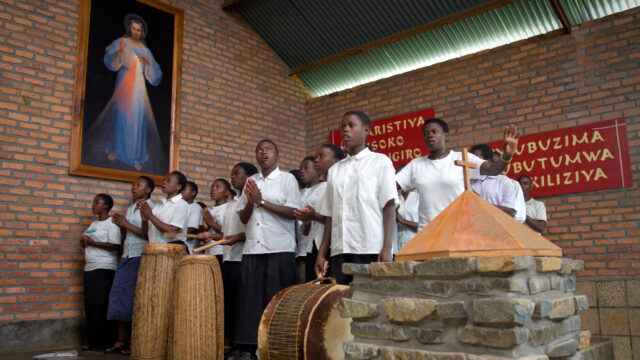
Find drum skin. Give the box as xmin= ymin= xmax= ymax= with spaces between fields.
xmin=258 ymin=279 xmax=354 ymax=360
xmin=172 ymin=255 xmax=224 ymax=360
xmin=131 ymin=243 xmax=186 ymax=360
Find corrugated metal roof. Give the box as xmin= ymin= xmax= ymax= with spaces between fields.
xmin=297 ymin=0 xmax=562 ymax=96
xmin=235 ymin=0 xmax=500 ymax=68
xmin=230 ymin=0 xmax=639 ymax=97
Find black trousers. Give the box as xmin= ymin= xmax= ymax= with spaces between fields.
xmin=83 ymin=269 xmax=116 ymax=349
xmin=235 ymin=252 xmax=296 ymax=345
xmin=329 ymin=253 xmax=378 ymax=285
xmin=222 ymin=260 xmax=241 ymax=344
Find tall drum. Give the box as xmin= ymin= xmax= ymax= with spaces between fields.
xmin=258 ymin=278 xmax=354 ymax=360
xmin=172 ymin=254 xmax=224 ymax=360
xmin=131 ymin=243 xmax=186 ymax=360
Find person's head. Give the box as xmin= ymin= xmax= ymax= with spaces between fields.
xmin=182 ymin=181 xmax=198 ymax=203
xmin=289 ymin=169 xmax=304 ymax=190
xmin=210 ymin=178 xmax=232 ymax=203
xmin=124 ymin=14 xmax=147 ymax=41
xmin=341 ymin=111 xmax=371 ymax=152
xmin=492 ymin=151 xmax=501 ymax=163
xmin=231 ymin=162 xmax=258 ymax=191
xmin=314 ymin=144 xmax=344 ymax=176
xmin=255 ymin=139 xmax=279 ymax=171
xmin=471 ymin=144 xmax=494 ymax=161
xmin=132 ymin=176 xmax=154 ymax=200
xmin=518 ymin=174 xmax=533 ymax=198
xmin=299 ymin=156 xmax=318 ymax=187
xmin=163 ymin=171 xmax=187 ymax=196
xmin=422 ymin=118 xmax=449 ymax=152
xmin=92 ymin=193 xmax=114 ymax=215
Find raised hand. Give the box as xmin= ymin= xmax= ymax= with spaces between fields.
xmin=245 ymin=178 xmax=262 ymax=205
xmin=118 ymin=37 xmax=126 ymax=58
xmin=502 ymin=124 xmax=521 ymax=159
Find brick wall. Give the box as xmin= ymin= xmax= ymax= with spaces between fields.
xmin=0 ymin=0 xmax=307 ymax=335
xmin=306 ymin=9 xmax=640 ymax=279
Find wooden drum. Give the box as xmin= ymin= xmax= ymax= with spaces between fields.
xmin=172 ymin=254 xmax=224 ymax=360
xmin=131 ymin=243 xmax=187 ymax=360
xmin=258 ymin=278 xmax=354 ymax=360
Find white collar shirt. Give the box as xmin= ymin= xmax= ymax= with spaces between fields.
xmin=319 ymin=148 xmax=398 ymax=256
xmin=238 ymin=167 xmax=301 ymax=254
xmin=84 ymin=217 xmax=121 ymax=271
xmin=396 ymin=151 xmax=484 ymax=231
xmin=205 ymin=202 xmax=229 ymax=256
xmin=397 ymin=191 xmax=419 ymax=251
xmin=148 ymin=193 xmax=190 ymax=244
xmin=222 ymin=199 xmax=245 ymax=262
xmin=305 ymin=182 xmax=327 ymax=253
xmin=296 ymin=187 xmax=313 ymax=257
xmin=471 ymin=175 xmax=526 ymax=223
xmin=122 ymin=199 xmax=155 ymax=258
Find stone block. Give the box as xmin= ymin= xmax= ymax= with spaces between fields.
xmin=343 ymin=341 xmax=379 ymax=359
xmin=558 ymin=315 xmax=581 ymax=335
xmin=343 ymin=263 xmax=371 ymax=276
xmin=468 ymin=356 xmax=548 ymax=360
xmin=369 ymin=261 xmax=416 ymax=277
xmin=379 ymin=347 xmax=466 ymax=360
xmin=534 ymin=299 xmax=552 ymax=318
xmin=578 ymin=309 xmax=599 ymax=334
xmin=414 ymin=257 xmax=476 ymax=278
xmin=627 ymin=279 xmax=640 ymax=307
xmin=531 ymin=324 xmax=558 ymax=346
xmin=476 ymin=255 xmax=533 ymax=273
xmin=578 ymin=337 xmax=614 ymax=360
xmin=574 ymin=280 xmax=597 ymax=308
xmin=546 ymin=338 xmax=578 ymax=357
xmin=529 ymin=276 xmax=551 ymax=294
xmin=564 ymin=275 xmax=576 ymax=292
xmin=473 ymin=298 xmax=535 ymax=326
xmin=352 ymin=278 xmax=410 ymax=295
xmin=457 ymin=326 xmax=530 ymax=348
xmin=350 ymin=322 xmax=410 ymax=341
xmin=630 ymin=309 xmax=640 ymax=335
xmin=436 ymin=301 xmax=467 ymax=321
xmin=549 ymin=296 xmax=576 ymax=319
xmin=535 ymin=257 xmax=563 ymax=272
xmin=560 ymin=258 xmax=574 ymax=274
xmin=573 ymin=295 xmax=589 ymax=311
xmin=455 ymin=277 xmax=529 ymax=295
xmin=381 ymin=297 xmax=437 ymax=323
xmin=577 ymin=331 xmax=591 ymax=349
xmin=571 ymin=259 xmax=584 ymax=272
xmin=415 ymin=280 xmax=454 ymax=297
xmin=413 ymin=328 xmax=444 ymax=344
xmin=599 ymin=308 xmax=629 ymax=335
xmin=550 ymin=275 xmax=564 ymax=291
xmin=340 ymin=298 xmax=379 ymax=319
xmin=596 ymin=280 xmax=627 ymax=307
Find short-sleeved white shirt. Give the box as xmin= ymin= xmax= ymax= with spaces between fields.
xmin=305 ymin=182 xmax=327 ymax=253
xmin=84 ymin=217 xmax=121 ymax=271
xmin=183 ymin=202 xmax=203 ymax=253
xmin=148 ymin=193 xmax=190 ymax=244
xmin=296 ymin=187 xmax=312 ymax=258
xmin=526 ymin=198 xmax=547 ymax=222
xmin=511 ymin=179 xmax=526 ymax=223
xmin=396 ymin=151 xmax=484 ymax=231
xmin=204 ymin=202 xmax=229 ymax=256
xmin=122 ymin=199 xmax=155 ymax=258
xmin=222 ymin=199 xmax=245 ymax=262
xmin=397 ymin=191 xmax=419 ymax=251
xmin=319 ymin=148 xmax=398 ymax=256
xmin=238 ymin=168 xmax=301 ymax=254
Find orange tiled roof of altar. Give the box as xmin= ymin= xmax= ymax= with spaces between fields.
xmin=395 ymin=190 xmax=562 ymax=261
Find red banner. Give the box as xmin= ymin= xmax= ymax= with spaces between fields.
xmin=486 ymin=119 xmax=632 ymax=198
xmin=329 ymin=108 xmax=435 ymax=168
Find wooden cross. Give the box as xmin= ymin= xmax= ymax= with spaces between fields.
xmin=454 ymin=148 xmax=477 ymax=191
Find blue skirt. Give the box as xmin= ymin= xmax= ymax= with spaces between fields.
xmin=106 ymin=257 xmax=141 ymax=322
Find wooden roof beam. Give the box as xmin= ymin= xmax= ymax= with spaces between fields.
xmin=289 ymin=0 xmax=519 ymax=76
xmin=549 ymin=0 xmax=572 ymax=34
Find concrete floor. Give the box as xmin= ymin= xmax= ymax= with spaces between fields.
xmin=1 ymin=349 xmax=122 ymax=359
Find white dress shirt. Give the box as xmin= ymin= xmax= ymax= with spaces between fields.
xmin=396 ymin=151 xmax=484 ymax=231
xmin=84 ymin=217 xmax=121 ymax=271
xmin=296 ymin=187 xmax=312 ymax=258
xmin=397 ymin=191 xmax=419 ymax=251
xmin=319 ymin=148 xmax=398 ymax=256
xmin=148 ymin=193 xmax=190 ymax=244
xmin=526 ymin=198 xmax=547 ymax=222
xmin=222 ymin=199 xmax=245 ymax=262
xmin=238 ymin=168 xmax=301 ymax=254
xmin=305 ymin=182 xmax=327 ymax=253
xmin=122 ymin=199 xmax=155 ymax=258
xmin=204 ymin=202 xmax=228 ymax=256
xmin=511 ymin=179 xmax=526 ymax=223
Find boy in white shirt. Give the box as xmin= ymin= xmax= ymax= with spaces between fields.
xmin=315 ymin=111 xmax=398 ymax=285
xmin=518 ymin=174 xmax=548 ymax=233
xmin=138 ymin=171 xmax=190 ymax=250
xmin=182 ymin=180 xmax=202 ymax=253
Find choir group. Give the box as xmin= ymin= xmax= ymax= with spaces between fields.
xmin=80 ymin=111 xmax=547 ymax=359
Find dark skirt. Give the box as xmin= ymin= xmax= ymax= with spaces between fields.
xmin=107 ymin=257 xmax=141 ymax=322
xmin=84 ymin=269 xmax=116 ymax=349
xmin=222 ymin=260 xmax=241 ymax=344
xmin=235 ymin=252 xmax=296 ymax=345
xmin=329 ymin=253 xmax=378 ymax=285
